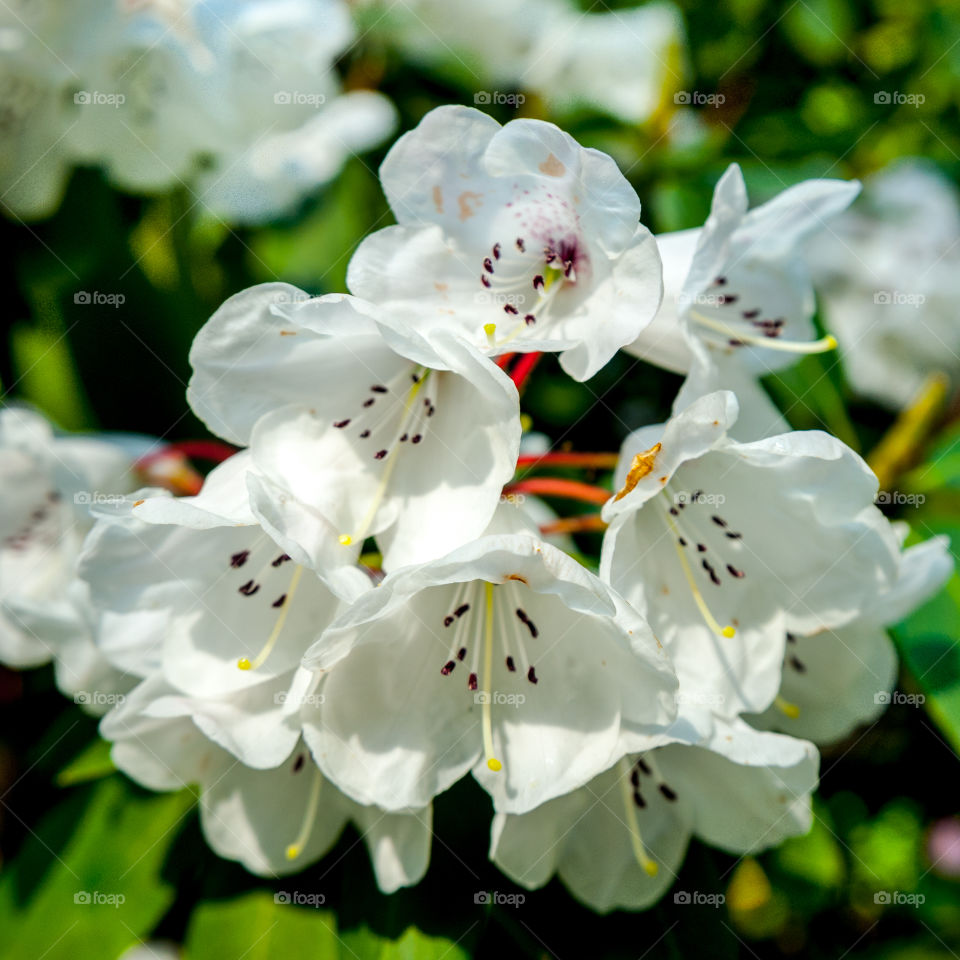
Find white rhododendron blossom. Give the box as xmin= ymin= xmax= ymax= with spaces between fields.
xmin=359 ymin=0 xmax=686 ymax=125
xmin=601 ymin=391 xmax=901 ymax=718
xmin=0 ymin=0 xmax=395 ymax=221
xmin=186 ymin=283 xmax=521 ymax=570
xmin=752 ymin=530 xmax=953 ymax=745
xmin=102 ymin=676 xmax=431 ymax=887
xmin=0 ymin=407 xmax=134 ymax=670
xmin=627 ymin=164 xmax=859 ymax=437
xmin=348 ymin=106 xmax=664 ymax=381
xmin=300 ymin=507 xmax=677 ymax=814
xmin=490 ymin=719 xmax=818 ymax=912
xmin=808 ymin=161 xmax=960 ymax=408
xmin=80 ymin=486 xmax=368 ymax=768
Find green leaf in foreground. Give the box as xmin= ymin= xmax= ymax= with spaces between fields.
xmin=0 ymin=776 xmax=194 ymax=960
xmin=184 ymin=891 xmax=471 ymax=960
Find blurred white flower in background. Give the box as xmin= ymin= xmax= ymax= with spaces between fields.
xmin=809 ymin=161 xmax=960 ymax=408
xmin=0 ymin=0 xmax=395 ymax=222
xmin=356 ymin=0 xmax=686 ymax=125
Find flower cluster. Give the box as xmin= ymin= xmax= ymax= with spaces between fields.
xmin=1 ymin=107 xmax=951 ymax=910
xmin=0 ymin=0 xmax=394 ymax=222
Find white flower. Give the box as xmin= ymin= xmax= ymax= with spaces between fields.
xmin=0 ymin=2 xmax=77 ymax=218
xmin=0 ymin=407 xmax=134 ymax=670
xmin=195 ymin=90 xmax=396 ymax=224
xmin=601 ymin=391 xmax=901 ymax=718
xmin=4 ymin=0 xmax=394 ymax=222
xmin=79 ymin=484 xmax=369 ymax=768
xmin=525 ymin=3 xmax=687 ymax=125
xmin=808 ymin=161 xmax=960 ymax=408
xmin=100 ymin=675 xmax=431 ymax=889
xmin=626 ymin=164 xmax=859 ymax=434
xmin=490 ymin=718 xmax=817 ymax=912
xmin=751 ymin=530 xmax=953 ymax=745
xmin=347 ymin=105 xmax=663 ymax=381
xmin=299 ymin=507 xmax=677 ymax=815
xmin=186 ymin=283 xmax=521 ymax=570
xmin=360 ymin=0 xmax=686 ymax=126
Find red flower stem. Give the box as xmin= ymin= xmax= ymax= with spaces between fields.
xmin=505 ymin=478 xmax=611 ymax=505
xmin=516 ymin=452 xmax=620 ymax=470
xmin=511 ymin=351 xmax=541 ymax=390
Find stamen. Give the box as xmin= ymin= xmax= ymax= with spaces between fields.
xmin=285 ymin=764 xmax=324 ymax=860
xmin=482 ymin=582 xmax=501 ymax=772
xmin=690 ymin=310 xmax=838 ymax=354
xmin=237 ymin=565 xmax=304 ymax=671
xmin=662 ymin=505 xmax=735 ymax=640
xmin=618 ymin=758 xmax=659 ymax=877
xmin=339 ymin=369 xmax=429 ymax=546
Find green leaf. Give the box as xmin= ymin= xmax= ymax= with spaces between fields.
xmin=0 ymin=777 xmax=194 ymax=960
xmin=56 ymin=737 xmax=116 ymax=787
xmin=184 ymin=892 xmax=470 ymax=960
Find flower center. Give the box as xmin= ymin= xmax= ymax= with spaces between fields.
xmin=332 ymin=367 xmax=436 ymax=547
xmin=478 ymin=232 xmax=584 ymax=349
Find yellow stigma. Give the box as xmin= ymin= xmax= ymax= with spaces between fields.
xmin=775 ymin=696 xmax=800 ymax=719
xmin=235 ymin=565 xmax=304 ymax=672
xmin=285 ymin=843 xmax=301 ymax=861
xmin=487 ymin=758 xmax=502 ymax=772
xmin=643 ymin=860 xmax=660 ymax=877
xmin=722 ymin=625 xmax=736 ymax=638
xmin=338 ymin=534 xmax=352 ymax=546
